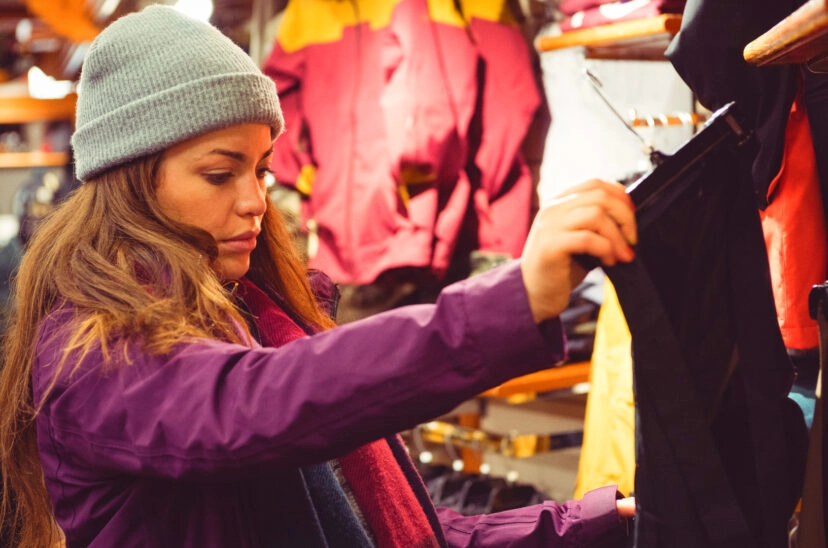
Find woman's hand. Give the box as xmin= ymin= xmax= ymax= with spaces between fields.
xmin=521 ymin=179 xmax=637 ymax=323
xmin=616 ymin=496 xmax=636 ymax=519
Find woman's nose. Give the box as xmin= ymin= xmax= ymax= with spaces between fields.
xmin=237 ymin=174 xmax=267 ymax=217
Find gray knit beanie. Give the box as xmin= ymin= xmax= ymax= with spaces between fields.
xmin=71 ymin=4 xmax=284 ymax=182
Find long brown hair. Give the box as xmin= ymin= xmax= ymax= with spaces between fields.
xmin=0 ymin=153 xmax=333 ymax=546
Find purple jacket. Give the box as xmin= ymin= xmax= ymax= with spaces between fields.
xmin=33 ymin=262 xmax=628 ymax=546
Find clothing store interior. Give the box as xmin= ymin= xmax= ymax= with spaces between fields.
xmin=0 ymin=0 xmax=827 ymax=545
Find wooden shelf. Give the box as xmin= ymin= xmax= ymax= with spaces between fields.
xmin=481 ymin=361 xmax=591 ymax=399
xmin=0 ymin=94 xmax=76 ymax=124
xmin=744 ymin=0 xmax=828 ymax=69
xmin=0 ymin=151 xmax=69 ymax=168
xmin=536 ymin=14 xmax=683 ymax=60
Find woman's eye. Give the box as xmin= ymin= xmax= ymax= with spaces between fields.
xmin=256 ymin=166 xmax=273 ymax=180
xmin=204 ymin=172 xmax=233 ymax=185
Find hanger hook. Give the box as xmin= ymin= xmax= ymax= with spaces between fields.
xmin=443 ymin=425 xmax=464 ymax=472
xmin=413 ymin=424 xmax=433 ymax=464
xmin=583 ymin=67 xmax=667 ymax=167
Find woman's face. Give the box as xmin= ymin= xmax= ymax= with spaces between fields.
xmin=157 ymin=123 xmax=273 ymax=281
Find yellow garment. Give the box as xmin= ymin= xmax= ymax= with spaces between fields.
xmin=295 ymin=164 xmax=316 ymax=197
xmin=574 ymin=279 xmax=635 ymax=498
xmin=277 ymin=0 xmax=401 ymax=52
xmin=458 ymin=0 xmax=519 ymax=25
xmin=277 ymin=0 xmax=474 ymax=54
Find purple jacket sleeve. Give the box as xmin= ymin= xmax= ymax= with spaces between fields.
xmin=436 ymin=485 xmax=629 ymax=547
xmin=34 ymin=261 xmax=566 ymax=480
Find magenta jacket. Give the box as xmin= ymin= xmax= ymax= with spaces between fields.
xmin=262 ymin=0 xmax=480 ymax=284
xmin=33 ymin=262 xmax=628 ymax=546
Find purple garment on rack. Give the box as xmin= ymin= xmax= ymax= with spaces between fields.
xmin=560 ymin=0 xmax=685 ymax=32
xmin=559 ymin=0 xmax=645 ymax=16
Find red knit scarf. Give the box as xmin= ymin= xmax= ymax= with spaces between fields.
xmin=237 ymin=279 xmax=440 ymax=548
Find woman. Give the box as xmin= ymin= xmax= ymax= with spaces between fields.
xmin=0 ymin=5 xmax=637 ymax=547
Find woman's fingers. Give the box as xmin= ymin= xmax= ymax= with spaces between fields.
xmin=521 ymin=179 xmax=638 ymax=323
xmin=616 ymin=497 xmax=636 ymax=518
xmin=542 ymin=183 xmax=636 ymax=265
xmin=556 ymin=204 xmax=635 ymax=264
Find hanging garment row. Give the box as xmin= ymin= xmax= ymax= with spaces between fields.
xmin=558 ymin=0 xmax=686 ymax=32
xmin=409 ymin=420 xmax=584 ymax=460
xmin=628 ymin=111 xmax=706 ymax=127
xmin=416 ymin=462 xmax=551 ymax=517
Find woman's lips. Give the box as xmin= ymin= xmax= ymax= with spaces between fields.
xmin=220 ymin=232 xmax=259 ymax=253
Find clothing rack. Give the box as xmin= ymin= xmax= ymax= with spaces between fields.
xmin=536 ymin=14 xmax=682 ymax=60
xmin=410 ymin=420 xmax=584 ymax=460
xmin=629 ymin=111 xmax=707 ymax=127
xmin=480 ymin=360 xmax=591 ymax=401
xmin=742 ymin=0 xmax=828 ymax=72
xmin=426 ymin=362 xmax=590 ymax=471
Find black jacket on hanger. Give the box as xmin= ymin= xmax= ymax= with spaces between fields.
xmin=665 ymin=0 xmax=802 ymax=209
xmin=603 ymin=106 xmax=808 ymax=547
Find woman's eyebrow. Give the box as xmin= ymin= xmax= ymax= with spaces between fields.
xmin=201 ymin=148 xmax=273 ymax=162
xmin=205 ymin=148 xmax=245 ymax=162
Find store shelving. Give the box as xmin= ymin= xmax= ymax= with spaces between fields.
xmin=536 ymin=14 xmax=682 ymax=60
xmin=0 ymin=93 xmax=75 ymax=169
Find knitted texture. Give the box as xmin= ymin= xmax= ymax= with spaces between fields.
xmin=236 ymin=278 xmax=442 ymax=547
xmin=71 ymin=5 xmax=284 ymax=181
xmin=339 ymin=440 xmax=442 ymax=548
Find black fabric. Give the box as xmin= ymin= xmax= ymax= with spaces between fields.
xmin=605 ymin=123 xmax=808 ymax=547
xmin=803 ymin=68 xmax=828 ymax=235
xmin=665 ymin=0 xmax=803 ymax=209
xmin=303 ymin=462 xmax=374 ymax=548
xmin=247 ymin=469 xmax=330 ymax=548
xmin=812 ymin=285 xmax=828 ymax=543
